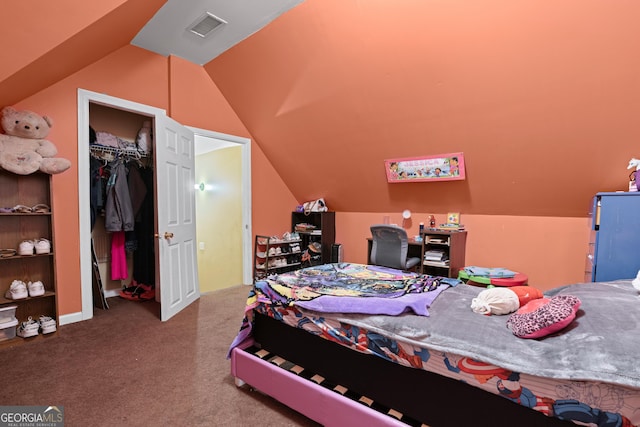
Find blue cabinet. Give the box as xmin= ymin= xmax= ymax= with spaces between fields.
xmin=591 ymin=192 xmax=640 ymax=282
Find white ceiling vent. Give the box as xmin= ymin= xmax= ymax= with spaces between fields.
xmin=188 ymin=12 xmax=227 ymax=38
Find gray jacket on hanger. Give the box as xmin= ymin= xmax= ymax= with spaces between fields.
xmin=105 ymin=161 xmax=135 ymax=232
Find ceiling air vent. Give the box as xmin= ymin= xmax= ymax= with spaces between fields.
xmin=188 ymin=12 xmax=227 ymax=38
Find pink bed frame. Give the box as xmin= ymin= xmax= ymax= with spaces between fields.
xmin=230 ymin=340 xmax=407 ymax=427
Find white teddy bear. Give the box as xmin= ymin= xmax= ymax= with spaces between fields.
xmin=0 ymin=106 xmax=71 ymax=175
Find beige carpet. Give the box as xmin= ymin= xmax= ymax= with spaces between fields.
xmin=0 ymin=285 xmax=320 ymax=427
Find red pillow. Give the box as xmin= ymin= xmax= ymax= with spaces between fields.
xmin=506 ymin=295 xmax=581 ymax=339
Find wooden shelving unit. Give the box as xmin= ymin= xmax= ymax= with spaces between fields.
xmin=291 ymin=211 xmax=335 ymax=265
xmin=420 ymin=229 xmax=467 ymax=278
xmin=0 ymin=171 xmax=58 ymax=348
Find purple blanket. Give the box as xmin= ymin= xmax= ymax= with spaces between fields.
xmin=295 ymin=285 xmax=448 ymax=316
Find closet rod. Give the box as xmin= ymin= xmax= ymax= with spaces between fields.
xmin=89 ymin=144 xmax=147 ymax=161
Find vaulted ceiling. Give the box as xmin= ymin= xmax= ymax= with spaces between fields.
xmin=3 ymin=1 xmax=640 ymax=217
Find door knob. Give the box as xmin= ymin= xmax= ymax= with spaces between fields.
xmin=154 ymin=232 xmax=174 ymax=240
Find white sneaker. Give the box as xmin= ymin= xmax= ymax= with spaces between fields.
xmin=38 ymin=315 xmax=56 ymax=334
xmin=17 ymin=317 xmax=39 ymax=338
xmin=34 ymin=238 xmax=51 ymax=254
xmin=5 ymin=280 xmax=28 ymax=299
xmin=18 ymin=240 xmax=35 ymax=256
xmin=28 ymin=281 xmax=45 ymax=297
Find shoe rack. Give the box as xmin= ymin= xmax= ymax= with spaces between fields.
xmin=0 ymin=170 xmax=57 ymax=347
xmin=253 ymin=234 xmax=303 ymax=282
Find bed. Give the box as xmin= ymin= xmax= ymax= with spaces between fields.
xmin=228 ymin=263 xmax=640 ymax=427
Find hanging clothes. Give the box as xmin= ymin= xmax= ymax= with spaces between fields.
xmin=132 ymin=167 xmax=155 ymax=287
xmin=89 ymin=157 xmax=105 ymax=230
xmin=110 ymin=231 xmax=128 ymax=280
xmin=125 ymin=163 xmax=147 ymax=253
xmin=127 ymin=162 xmax=147 ymax=221
xmin=104 ymin=160 xmax=135 ymax=232
xmin=104 ymin=159 xmax=135 ymax=282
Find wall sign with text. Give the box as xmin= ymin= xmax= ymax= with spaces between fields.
xmin=384 ymin=152 xmax=465 ymax=183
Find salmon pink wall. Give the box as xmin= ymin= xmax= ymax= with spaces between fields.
xmin=168 ymin=56 xmax=250 ymax=137
xmin=336 ymin=212 xmax=590 ymax=291
xmin=12 ymin=45 xmax=295 ymax=317
xmin=0 ymin=0 xmax=166 ymax=108
xmin=206 ymin=0 xmax=640 ymax=218
xmin=0 ymin=0 xmax=126 ymax=81
xmin=251 ymin=146 xmax=299 ymax=238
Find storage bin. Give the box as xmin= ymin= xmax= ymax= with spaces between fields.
xmin=0 ymin=317 xmax=18 ymax=342
xmin=0 ymin=305 xmax=17 ymax=324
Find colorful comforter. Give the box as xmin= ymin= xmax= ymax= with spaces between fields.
xmin=229 ymin=263 xmax=457 ymax=353
xmin=229 ymin=263 xmax=640 ymax=426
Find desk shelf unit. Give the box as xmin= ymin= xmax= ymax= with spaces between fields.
xmin=420 ymin=230 xmax=467 ymax=278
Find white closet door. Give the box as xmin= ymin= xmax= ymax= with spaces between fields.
xmin=155 ymin=114 xmax=200 ymax=321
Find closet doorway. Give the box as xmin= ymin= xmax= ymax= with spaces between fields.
xmin=78 ymin=90 xmax=200 ymax=321
xmin=77 ymin=90 xmax=252 ymax=323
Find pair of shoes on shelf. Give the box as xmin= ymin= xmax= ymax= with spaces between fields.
xmin=268 ymin=247 xmax=282 ymax=256
xmin=268 ymin=258 xmax=287 ymax=268
xmin=0 ymin=249 xmax=16 ymax=258
xmin=11 ymin=204 xmax=50 ymax=213
xmin=17 ymin=315 xmax=56 ymax=338
xmin=4 ymin=280 xmax=45 ymax=300
xmin=17 ymin=238 xmax=51 ymax=255
xmin=282 ymin=232 xmax=300 ymax=241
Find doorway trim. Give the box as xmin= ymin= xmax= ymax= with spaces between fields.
xmin=76 ymin=89 xmax=166 ymax=323
xmin=75 ymin=89 xmax=251 ymax=324
xmin=188 ymin=126 xmax=252 ymax=286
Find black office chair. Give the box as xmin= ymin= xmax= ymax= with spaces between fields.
xmin=369 ymin=224 xmax=421 ymax=271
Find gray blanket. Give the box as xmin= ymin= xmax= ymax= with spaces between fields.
xmin=333 ymin=280 xmax=640 ymax=389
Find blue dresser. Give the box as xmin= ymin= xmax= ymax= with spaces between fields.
xmin=590 ymin=192 xmax=640 ymax=282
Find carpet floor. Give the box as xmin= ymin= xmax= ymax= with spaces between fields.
xmin=0 ymin=285 xmax=320 ymax=427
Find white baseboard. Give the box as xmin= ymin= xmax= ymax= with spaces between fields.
xmin=59 ymin=311 xmax=87 ymax=326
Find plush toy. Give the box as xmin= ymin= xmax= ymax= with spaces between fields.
xmin=0 ymin=106 xmax=71 ymax=175
xmin=470 ymin=285 xmax=544 ymax=315
xmin=507 ymin=295 xmax=581 ymax=339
